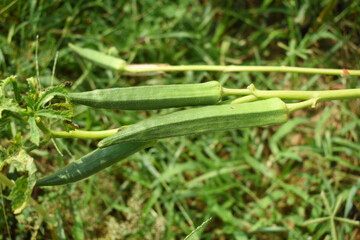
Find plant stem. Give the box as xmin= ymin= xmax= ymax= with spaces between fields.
xmin=26 ymin=136 xmax=52 ymax=152
xmin=70 ymin=44 xmax=360 ymax=76
xmin=222 ymin=84 xmax=360 ymax=102
xmin=36 ymin=117 xmax=126 ymax=140
xmin=50 ymin=127 xmax=124 ymax=139
xmin=36 ymin=118 xmax=51 ymax=135
xmin=125 ymin=64 xmax=360 ymax=76
xmin=230 ymin=95 xmax=257 ymax=104
xmin=286 ymin=99 xmax=317 ymax=113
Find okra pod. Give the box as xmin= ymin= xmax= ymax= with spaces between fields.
xmin=68 ymin=81 xmax=222 ymax=110
xmin=36 ymin=141 xmax=155 ymax=186
xmin=98 ymin=98 xmax=289 ymax=147
xmin=69 ymin=43 xmax=127 ymax=71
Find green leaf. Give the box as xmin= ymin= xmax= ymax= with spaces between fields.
xmin=28 ymin=116 xmax=40 ymax=146
xmin=8 ymin=175 xmax=36 ymax=214
xmin=55 ymin=209 xmax=67 ymax=240
xmin=1 ymin=76 xmax=20 ymax=101
xmin=344 ymin=180 xmax=360 ymax=217
xmin=7 ymin=133 xmax=23 ymax=156
xmin=184 ymin=217 xmax=212 ymax=240
xmin=34 ymin=85 xmax=68 ymax=110
xmin=0 ymin=79 xmax=3 ymax=98
xmin=10 ymin=77 xmax=21 ymax=103
xmin=27 ymin=77 xmax=40 ymax=95
xmin=25 ymin=77 xmax=40 ymax=107
xmin=0 ymin=146 xmax=7 ymax=170
xmin=5 ymin=149 xmax=37 ymax=214
xmin=5 ymin=149 xmax=37 ymax=175
xmin=0 ymin=116 xmax=10 ymax=130
xmin=73 ymin=204 xmax=84 ymax=240
xmin=36 ymin=109 xmax=73 ymax=121
xmin=23 ymin=95 xmax=36 ymax=110
xmin=0 ymin=98 xmax=24 ymax=119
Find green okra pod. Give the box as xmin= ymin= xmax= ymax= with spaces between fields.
xmin=68 ymin=81 xmax=222 ymax=110
xmin=69 ymin=43 xmax=127 ymax=71
xmin=98 ymin=98 xmax=289 ymax=148
xmin=36 ymin=141 xmax=156 ymax=186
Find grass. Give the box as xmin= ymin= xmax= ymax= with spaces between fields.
xmin=1 ymin=0 xmax=360 ymax=239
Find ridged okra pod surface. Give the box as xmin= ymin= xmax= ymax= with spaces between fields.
xmin=36 ymin=141 xmax=155 ymax=186
xmin=98 ymin=98 xmax=288 ymax=147
xmin=68 ymin=81 xmax=222 ymax=110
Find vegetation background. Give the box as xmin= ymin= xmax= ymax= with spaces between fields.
xmin=1 ymin=0 xmax=360 ymax=239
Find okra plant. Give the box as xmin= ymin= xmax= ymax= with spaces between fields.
xmin=1 ymin=44 xmax=360 ymax=233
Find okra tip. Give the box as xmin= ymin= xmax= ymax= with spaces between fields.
xmin=68 ymin=43 xmax=127 ymax=72
xmin=68 ymin=43 xmax=80 ymax=51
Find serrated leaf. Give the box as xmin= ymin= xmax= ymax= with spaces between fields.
xmin=2 ymin=76 xmax=21 ymax=103
xmin=28 ymin=116 xmax=40 ymax=146
xmin=27 ymin=77 xmax=39 ymax=94
xmin=26 ymin=77 xmax=40 ymax=105
xmin=8 ymin=175 xmax=36 ymax=214
xmin=10 ymin=77 xmax=21 ymax=103
xmin=23 ymin=95 xmax=36 ymax=109
xmin=34 ymin=85 xmax=68 ymax=110
xmin=0 ymin=98 xmax=24 ymax=119
xmin=36 ymin=109 xmax=73 ymax=121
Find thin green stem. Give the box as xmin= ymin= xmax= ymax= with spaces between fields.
xmin=26 ymin=136 xmax=52 ymax=152
xmin=230 ymin=95 xmax=257 ymax=104
xmin=222 ymin=84 xmax=360 ymax=102
xmin=70 ymin=44 xmax=360 ymax=76
xmin=222 ymin=88 xmax=250 ymax=96
xmin=0 ymin=184 xmax=11 ymax=239
xmin=286 ymin=99 xmax=317 ymax=113
xmin=50 ymin=127 xmax=124 ymax=139
xmin=35 ymin=118 xmax=51 ymax=135
xmin=36 ymin=117 xmax=126 ymax=140
xmin=124 ymin=65 xmax=360 ymax=76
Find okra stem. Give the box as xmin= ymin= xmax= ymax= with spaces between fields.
xmin=222 ymin=84 xmax=360 ymax=102
xmin=70 ymin=44 xmax=360 ymax=76
xmin=50 ymin=127 xmax=125 ymax=139
xmin=286 ymin=99 xmax=317 ymax=113
xmin=230 ymin=95 xmax=257 ymax=104
xmin=125 ymin=65 xmax=360 ymax=76
xmin=35 ymin=117 xmax=126 ymax=140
